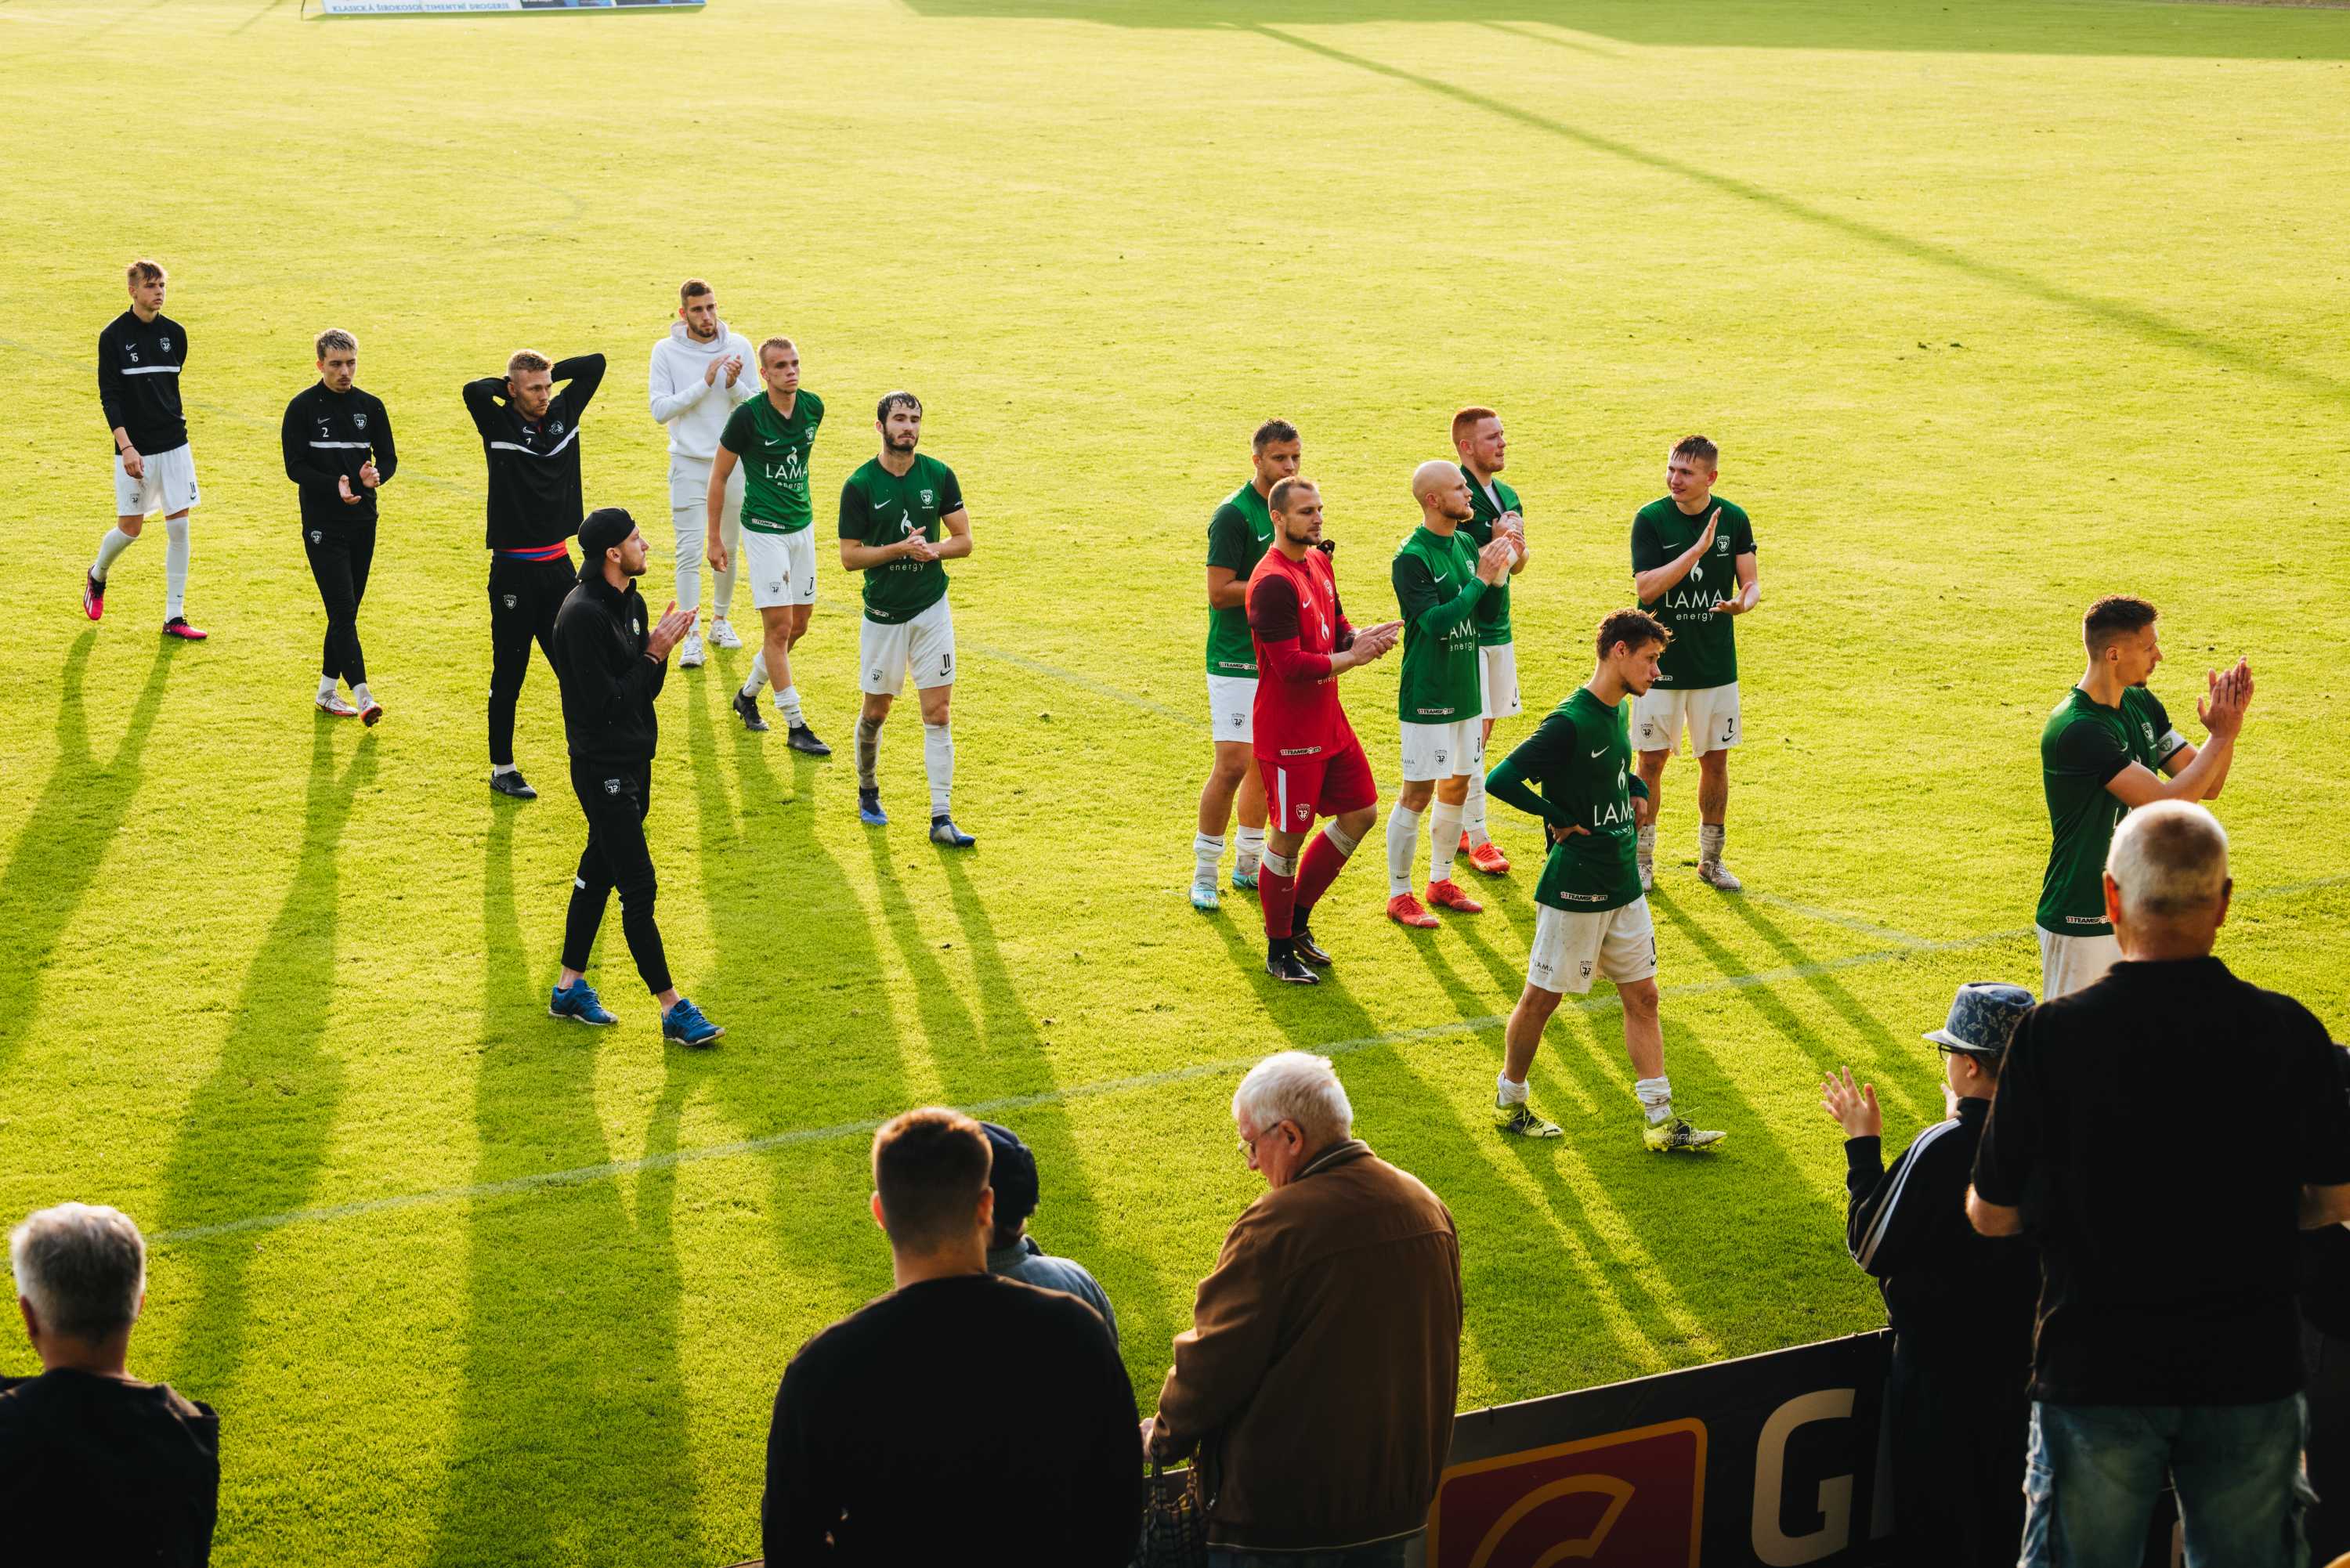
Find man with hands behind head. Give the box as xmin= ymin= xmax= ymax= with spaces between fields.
xmin=546 ymin=508 xmax=721 ymax=1048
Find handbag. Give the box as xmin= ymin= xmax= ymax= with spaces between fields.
xmin=1133 ymin=1461 xmax=1209 ymax=1568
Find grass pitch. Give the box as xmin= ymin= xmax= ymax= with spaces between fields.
xmin=5 ymin=0 xmax=2350 ymax=1561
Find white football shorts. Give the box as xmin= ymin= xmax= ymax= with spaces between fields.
xmin=1400 ymin=716 xmax=1483 ymax=783
xmin=2036 ymin=927 xmax=2120 ymax=1002
xmin=743 ymin=526 xmax=818 ymax=609
xmin=860 ymin=596 xmax=956 ymax=696
xmin=1528 ymin=897 xmax=1658 ymax=997
xmin=114 ymin=443 xmax=199 ymax=518
xmin=1480 ymin=641 xmax=1521 ymax=721
xmin=1206 ymin=673 xmax=1256 ymax=746
xmin=1632 ymin=681 xmax=1741 ymax=756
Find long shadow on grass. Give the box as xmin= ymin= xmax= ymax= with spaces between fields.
xmin=1242 ymin=25 xmax=2350 ymax=410
xmin=933 ymin=851 xmax=1183 ymax=1368
xmin=0 ymin=635 xmax=170 ymax=1075
xmin=420 ymin=809 xmax=705 ymax=1568
xmin=1647 ymin=885 xmax=1931 ymax=1125
xmin=155 ymin=723 xmax=374 ymax=1396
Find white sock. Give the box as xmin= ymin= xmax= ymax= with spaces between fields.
xmin=1463 ymin=764 xmax=1491 ymax=847
xmin=923 ymin=721 xmax=953 ymax=816
xmin=1700 ymin=822 xmax=1725 ymax=866
xmin=93 ymin=526 xmax=138 ymax=580
xmin=1322 ymin=819 xmax=1360 ymax=858
xmin=1194 ymin=833 xmax=1224 ymax=889
xmin=776 ymin=683 xmax=804 ymax=727
xmin=1496 ymin=1072 xmax=1528 ymax=1104
xmin=1635 ymin=1075 xmax=1673 ymax=1124
xmin=1385 ymin=802 xmax=1423 ymax=898
xmin=163 ymin=515 xmax=190 ymax=620
xmin=493 ymin=762 xmax=517 ymax=777
xmin=740 ymin=651 xmax=768 ymax=699
xmin=1430 ymin=800 xmax=1464 ymax=883
xmin=1636 ymin=822 xmax=1657 ymax=866
xmin=1260 ymin=847 xmax=1294 ymax=880
xmin=318 ymin=674 xmax=339 ymax=702
xmin=352 ymin=682 xmax=374 ymax=709
xmin=1235 ymin=824 xmax=1265 ymax=875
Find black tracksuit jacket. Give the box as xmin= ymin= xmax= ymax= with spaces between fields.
xmin=281 ymin=384 xmax=396 ymax=529
xmin=461 ymin=353 xmax=605 ymax=549
xmin=97 ymin=309 xmax=189 ymax=454
xmin=553 ymin=570 xmax=665 ymax=768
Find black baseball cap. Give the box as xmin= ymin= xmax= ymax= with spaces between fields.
xmin=577 ymin=507 xmax=637 ymax=580
xmin=980 ymin=1122 xmax=1039 ymax=1227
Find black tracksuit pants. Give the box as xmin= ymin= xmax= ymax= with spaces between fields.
xmin=1886 ymin=1344 xmax=2029 ymax=1566
xmin=487 ymin=554 xmax=575 ymax=767
xmin=562 ymin=759 xmax=671 ymax=995
xmin=305 ymin=522 xmax=375 ymax=686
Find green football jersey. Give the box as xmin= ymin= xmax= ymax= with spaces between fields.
xmin=1205 ymin=482 xmax=1274 ymax=677
xmin=719 ymin=388 xmax=825 ymax=534
xmin=1460 ymin=469 xmax=1520 ymax=647
xmin=2037 ymin=685 xmax=2188 ymax=936
xmin=1391 ymin=524 xmax=1487 ymax=723
xmin=1503 ymin=688 xmax=1645 ymax=913
xmin=1630 ymin=496 xmax=1755 ymax=689
xmin=840 ymin=453 xmax=963 ymax=624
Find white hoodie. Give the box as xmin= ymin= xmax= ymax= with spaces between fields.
xmin=649 ymin=318 xmax=757 ymax=461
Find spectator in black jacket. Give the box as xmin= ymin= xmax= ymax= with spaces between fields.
xmin=464 ymin=348 xmax=606 ymax=800
xmin=1 ymin=1203 xmax=219 ymax=1566
xmin=547 ymin=507 xmax=721 ymax=1046
xmin=764 ymin=1107 xmax=1141 ymax=1564
xmin=2303 ymin=1044 xmax=2350 ymax=1561
xmin=1823 ymin=981 xmax=2040 ymax=1567
xmin=283 ymin=328 xmax=395 ymax=724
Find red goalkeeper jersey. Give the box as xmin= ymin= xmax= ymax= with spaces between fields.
xmin=1246 ymin=545 xmax=1358 ymax=760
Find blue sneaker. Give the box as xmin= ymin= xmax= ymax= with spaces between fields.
xmin=858 ymin=788 xmax=888 ymax=826
xmin=1231 ymin=865 xmax=1259 ymax=892
xmin=929 ymin=815 xmax=974 ymax=849
xmin=549 ymin=980 xmax=616 ymax=1027
xmin=1189 ymin=880 xmax=1220 ymax=912
xmin=661 ymin=997 xmax=725 ymax=1047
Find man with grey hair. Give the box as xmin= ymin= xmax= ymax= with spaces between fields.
xmin=0 ymin=1203 xmax=219 ymax=1563
xmin=1145 ymin=1052 xmax=1462 ymax=1564
xmin=1970 ymin=802 xmax=2350 ymax=1567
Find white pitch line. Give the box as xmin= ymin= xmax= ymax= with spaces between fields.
xmin=1737 ymin=891 xmax=1933 ymax=948
xmin=146 ymin=871 xmax=2350 ymax=1249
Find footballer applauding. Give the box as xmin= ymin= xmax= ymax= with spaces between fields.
xmin=1245 ymin=478 xmax=1400 ymax=985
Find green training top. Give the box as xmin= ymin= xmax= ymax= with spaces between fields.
xmin=839 ymin=453 xmax=963 ymax=625
xmin=1460 ymin=468 xmax=1521 ymax=648
xmin=719 ymin=388 xmax=826 ymax=534
xmin=1631 ymin=495 xmax=1755 ymax=689
xmin=1205 ymin=482 xmax=1274 ymax=677
xmin=2037 ymin=685 xmax=2188 ymax=937
xmin=1390 ymin=524 xmax=1487 ymax=724
xmin=1488 ymin=687 xmax=1649 ymax=914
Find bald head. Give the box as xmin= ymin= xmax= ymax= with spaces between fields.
xmin=2103 ymin=800 xmax=2232 ymax=959
xmin=1414 ymin=460 xmax=1472 ymax=526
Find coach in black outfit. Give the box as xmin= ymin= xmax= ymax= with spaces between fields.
xmin=548 ymin=508 xmax=722 ymax=1047
xmin=1823 ymin=982 xmax=2040 ymax=1567
xmin=2302 ymin=1044 xmax=2350 ymax=1562
xmin=282 ymin=328 xmax=396 ymax=724
xmin=463 ymin=347 xmax=605 ymax=800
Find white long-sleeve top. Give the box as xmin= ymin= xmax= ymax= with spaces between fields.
xmin=648 ymin=319 xmax=757 ymax=461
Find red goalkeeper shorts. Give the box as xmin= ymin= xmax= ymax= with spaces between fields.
xmin=1258 ymin=741 xmax=1377 ymax=831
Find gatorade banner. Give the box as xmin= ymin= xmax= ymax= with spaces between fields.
xmin=317 ymin=0 xmax=702 ymax=15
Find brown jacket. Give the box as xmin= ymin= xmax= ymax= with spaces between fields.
xmin=1148 ymin=1140 xmax=1462 ymax=1551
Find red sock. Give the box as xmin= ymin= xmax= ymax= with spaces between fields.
xmin=1293 ymin=828 xmax=1350 ymax=920
xmin=1260 ymin=854 xmax=1296 ymax=940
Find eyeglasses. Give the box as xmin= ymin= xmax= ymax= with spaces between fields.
xmin=1237 ymin=1119 xmax=1296 ymax=1158
xmin=1933 ymin=1042 xmax=1994 ymax=1064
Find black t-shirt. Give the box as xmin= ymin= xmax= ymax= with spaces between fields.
xmin=1974 ymin=957 xmax=2350 ymax=1404
xmin=0 ymin=1367 xmax=220 ymax=1565
xmin=763 ymin=1271 xmax=1141 ymax=1563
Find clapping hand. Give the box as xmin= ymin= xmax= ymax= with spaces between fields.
xmin=899 ymin=536 xmax=940 ymax=564
xmin=1475 ymin=535 xmax=1514 ymax=585
xmin=1820 ymin=1067 xmax=1882 ymax=1140
xmin=360 ymin=461 xmax=381 ymax=490
xmin=724 ymin=355 xmax=744 ymax=388
xmin=645 ymin=601 xmax=698 ymax=661
xmin=338 ymin=475 xmax=363 ymax=504
xmin=1354 ymin=620 xmax=1402 ymax=660
xmin=2196 ymin=656 xmax=2253 ymax=740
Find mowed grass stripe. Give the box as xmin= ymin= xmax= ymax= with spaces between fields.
xmin=146 ymin=872 xmax=2344 ymax=1250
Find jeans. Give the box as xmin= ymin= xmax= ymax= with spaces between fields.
xmin=2020 ymin=1396 xmax=2312 ymax=1568
xmin=1206 ymin=1541 xmax=1408 ymax=1568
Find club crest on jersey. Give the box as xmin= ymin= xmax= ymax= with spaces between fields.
xmin=504 ymin=594 xmax=519 ymax=609
xmin=920 ymin=490 xmax=934 ymax=505
xmin=551 ymin=419 xmax=566 ymax=435
xmin=309 ymin=530 xmax=322 ymax=544
xmin=603 ymin=778 xmax=623 ymax=795
xmin=2142 ymin=721 xmax=2154 ymax=743
xmin=1295 ymin=804 xmax=1311 ymax=822
xmin=160 ymin=336 xmax=172 ymax=353
xmin=354 ymin=412 xmax=367 ymax=429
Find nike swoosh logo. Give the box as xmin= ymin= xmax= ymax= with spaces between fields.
xmin=1589 ymin=748 xmax=1608 ymax=757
